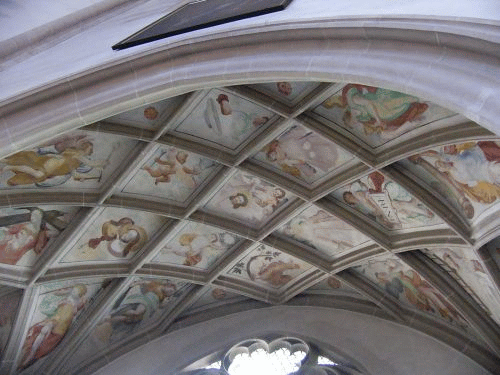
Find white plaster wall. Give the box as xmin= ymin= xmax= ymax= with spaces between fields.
xmin=1 ymin=0 xmax=500 ymax=102
xmin=92 ymin=306 xmax=492 ymax=375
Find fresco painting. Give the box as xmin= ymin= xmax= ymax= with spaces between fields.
xmin=229 ymin=245 xmax=311 ymax=289
xmin=314 ymin=84 xmax=454 ymax=148
xmin=428 ymin=247 xmax=500 ymax=325
xmin=254 ymin=124 xmax=354 ymax=185
xmin=184 ymin=287 xmax=243 ymax=314
xmin=204 ymin=172 xmax=294 ymax=228
xmin=355 ymin=255 xmax=469 ymax=329
xmin=0 ymin=290 xmax=22 ymax=358
xmin=19 ymin=280 xmax=103 ymax=370
xmin=404 ymin=141 xmax=500 ymax=221
xmin=107 ymin=96 xmax=184 ymax=130
xmin=248 ymin=81 xmax=321 ymax=105
xmin=122 ymin=146 xmax=218 ymax=204
xmin=152 ymin=222 xmax=240 ymax=270
xmin=0 ymin=132 xmax=135 ymax=190
xmin=174 ymin=89 xmax=274 ymax=151
xmin=306 ymin=276 xmax=360 ymax=296
xmin=331 ymin=171 xmax=440 ymax=230
xmin=277 ymin=206 xmax=370 ymax=260
xmin=0 ymin=206 xmax=78 ymax=267
xmin=93 ymin=278 xmax=186 ymax=345
xmin=60 ymin=207 xmax=165 ymax=264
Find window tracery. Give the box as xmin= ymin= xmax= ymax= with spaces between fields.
xmin=184 ymin=336 xmax=364 ymax=375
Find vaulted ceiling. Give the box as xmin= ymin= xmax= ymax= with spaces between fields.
xmin=1 ymin=1 xmax=500 ymax=375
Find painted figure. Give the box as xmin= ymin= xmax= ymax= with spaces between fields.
xmin=322 ymin=84 xmax=428 ymax=135
xmin=210 ymin=173 xmax=289 ymax=224
xmin=371 ymin=261 xmax=466 ymax=326
xmin=276 ymin=82 xmax=292 ymax=96
xmin=203 ymin=94 xmax=270 ymax=141
xmin=233 ymin=248 xmax=303 ymax=288
xmin=19 ymin=285 xmax=88 ymax=369
xmin=342 ymin=172 xmax=434 ymax=229
xmin=439 ymin=248 xmax=500 ymax=322
xmin=143 ymin=148 xmax=214 ymax=188
xmin=165 ymin=231 xmax=237 ymax=267
xmin=414 ymin=141 xmax=500 ymax=205
xmin=0 ymin=208 xmax=67 ymax=265
xmin=143 ymin=106 xmax=159 ymax=120
xmin=263 ymin=125 xmax=339 ymax=179
xmin=281 ymin=209 xmax=355 ymax=252
xmin=254 ymin=260 xmax=300 ymax=287
xmin=95 ymin=280 xmax=177 ymax=343
xmin=0 ymin=134 xmax=110 ymax=187
xmin=87 ymin=218 xmax=148 ymax=258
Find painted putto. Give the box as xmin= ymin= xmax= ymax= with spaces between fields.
xmin=230 ymin=245 xmax=310 ymax=289
xmin=152 ymin=222 xmax=239 ymax=270
xmin=0 ymin=132 xmax=134 ymax=190
xmin=332 ymin=171 xmax=439 ymax=230
xmin=204 ymin=172 xmax=294 ymax=228
xmin=277 ymin=206 xmax=370 ymax=260
xmin=174 ymin=89 xmax=274 ymax=151
xmin=254 ymin=124 xmax=354 ymax=184
xmin=122 ymin=146 xmax=217 ymax=204
xmin=315 ymin=84 xmax=454 ymax=147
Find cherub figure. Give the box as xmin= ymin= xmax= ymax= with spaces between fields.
xmin=143 ymin=148 xmax=212 ymax=188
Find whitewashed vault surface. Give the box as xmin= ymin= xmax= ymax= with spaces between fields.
xmin=1 ymin=79 xmax=500 ymax=375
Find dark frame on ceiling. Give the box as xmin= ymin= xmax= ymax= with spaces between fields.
xmin=112 ymin=0 xmax=293 ymax=50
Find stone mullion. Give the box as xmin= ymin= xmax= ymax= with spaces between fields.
xmin=397 ymin=250 xmax=500 ymax=356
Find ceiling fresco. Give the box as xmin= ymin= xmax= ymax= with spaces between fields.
xmin=2 ymin=81 xmax=500 ymax=375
